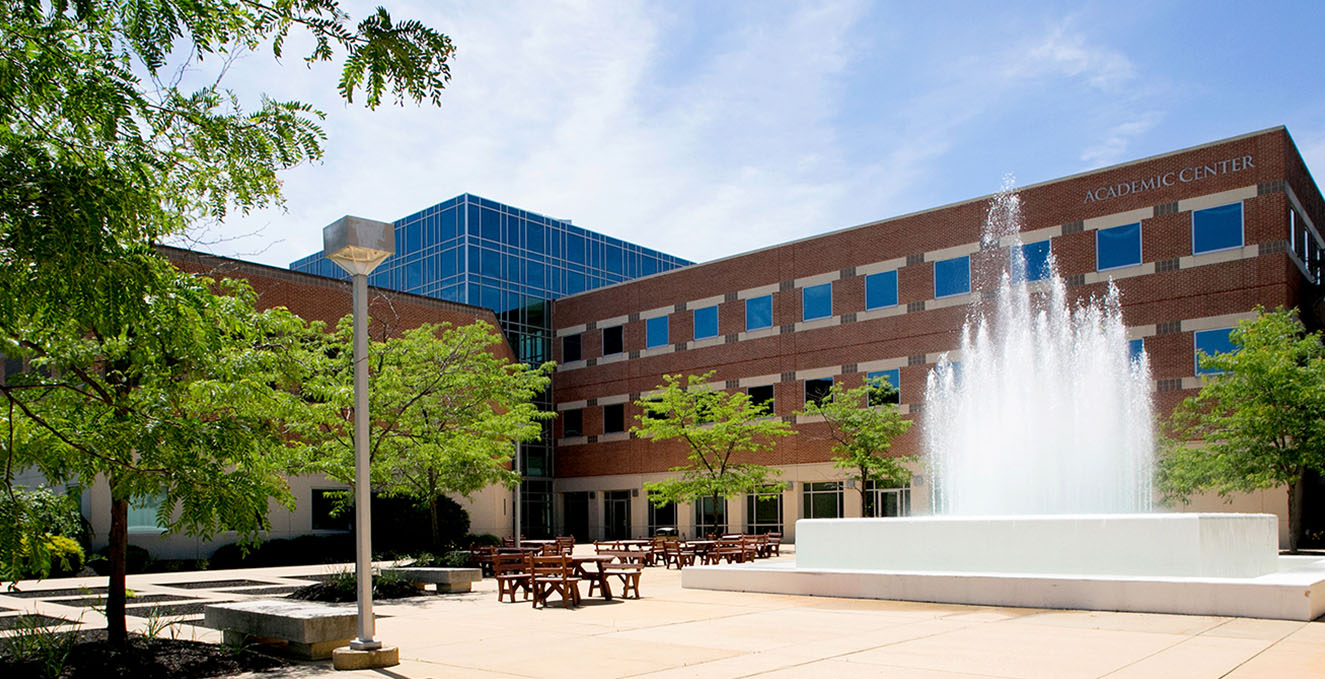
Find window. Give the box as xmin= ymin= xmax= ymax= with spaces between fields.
xmin=127 ymin=493 xmax=166 ymax=532
xmin=647 ymin=492 xmax=677 ymax=535
xmin=603 ymin=403 xmax=625 ymax=433
xmin=934 ymin=256 xmax=971 ymax=298
xmin=695 ymin=497 xmax=727 ymax=537
xmin=693 ymin=305 xmax=718 ymax=339
xmin=1128 ymin=338 xmax=1145 ymax=364
xmin=1097 ymin=222 xmax=1141 ymax=270
xmin=865 ymin=481 xmax=911 ymax=517
xmin=865 ymin=270 xmax=898 ymax=309
xmin=747 ymin=385 xmax=775 ymax=415
xmin=1192 ymin=202 xmax=1243 ymax=254
xmin=562 ymin=334 xmax=582 ymax=362
xmin=646 ymin=316 xmax=669 ymax=348
xmin=1194 ymin=328 xmax=1236 ymax=375
xmin=804 ymin=378 xmax=833 ymax=407
xmin=311 ymin=489 xmax=350 ymax=531
xmin=745 ymin=486 xmax=783 ymax=534
xmin=602 ymin=325 xmax=624 ymax=355
xmin=1016 ymin=240 xmax=1052 ymax=282
xmin=563 ymin=409 xmax=583 ymax=437
xmin=802 ymin=283 xmax=832 ymax=321
xmin=746 ymin=295 xmax=772 ymax=331
xmin=867 ymin=369 xmax=900 ymax=406
xmin=802 ymin=481 xmax=843 ymax=519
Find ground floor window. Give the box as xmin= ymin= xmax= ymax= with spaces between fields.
xmin=865 ymin=481 xmax=911 ymax=517
xmin=802 ymin=481 xmax=843 ymax=519
xmin=522 ymin=479 xmax=554 ymax=539
xmin=695 ymin=496 xmax=727 ymax=537
xmin=311 ymin=488 xmax=350 ymax=531
xmin=647 ymin=491 xmax=677 ymax=536
xmin=127 ymin=493 xmax=167 ymax=532
xmin=745 ymin=486 xmax=783 ymax=534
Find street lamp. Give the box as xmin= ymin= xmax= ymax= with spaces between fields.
xmin=323 ymin=216 xmax=394 ymax=658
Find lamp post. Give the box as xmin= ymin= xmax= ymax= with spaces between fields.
xmin=323 ymin=216 xmax=395 ymax=653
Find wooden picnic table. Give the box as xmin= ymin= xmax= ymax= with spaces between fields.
xmin=570 ymin=554 xmax=616 ymax=600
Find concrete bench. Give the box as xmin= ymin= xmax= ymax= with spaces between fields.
xmin=383 ymin=566 xmax=482 ymax=592
xmin=203 ymin=599 xmax=356 ymax=660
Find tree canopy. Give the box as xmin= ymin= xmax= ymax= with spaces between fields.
xmin=633 ymin=372 xmax=793 ymax=532
xmin=796 ymin=376 xmax=914 ymax=516
xmin=1156 ymin=307 xmax=1325 ymax=552
xmin=300 ymin=320 xmax=553 ymax=551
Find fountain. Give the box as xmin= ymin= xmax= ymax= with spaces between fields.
xmin=682 ymin=181 xmax=1325 ymax=620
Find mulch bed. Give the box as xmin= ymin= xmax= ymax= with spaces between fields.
xmin=286 ymin=580 xmax=423 ymax=602
xmin=0 ymin=614 xmax=77 ymax=630
xmin=124 ymin=602 xmax=209 ymax=618
xmin=2 ymin=587 xmax=108 ymax=599
xmin=158 ymin=580 xmax=271 ymax=590
xmin=60 ymin=594 xmax=194 ymax=608
xmin=0 ymin=630 xmax=290 ymax=679
xmin=218 ymin=586 xmax=306 ymax=596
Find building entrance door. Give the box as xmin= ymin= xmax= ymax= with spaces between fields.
xmin=604 ymin=490 xmax=631 ymax=540
xmin=562 ymin=492 xmax=589 ymax=543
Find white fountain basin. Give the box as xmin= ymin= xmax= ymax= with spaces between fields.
xmin=682 ymin=514 xmax=1325 ymax=620
xmin=795 ymin=513 xmax=1279 ymax=578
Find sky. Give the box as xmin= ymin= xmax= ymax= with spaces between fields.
xmin=176 ymin=0 xmax=1325 ymax=269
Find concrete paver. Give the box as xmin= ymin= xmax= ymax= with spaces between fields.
xmin=4 ymin=550 xmax=1323 ymax=678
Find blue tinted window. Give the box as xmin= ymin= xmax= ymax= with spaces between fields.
xmin=1194 ymin=328 xmax=1236 ymax=375
xmin=525 ymin=260 xmax=545 ymax=288
xmin=693 ymin=305 xmax=718 ymax=339
xmin=441 ymin=209 xmax=458 ymax=240
xmin=524 ymin=221 xmax=544 ymax=253
xmin=566 ymin=271 xmax=585 ymax=295
xmin=481 ymin=248 xmax=501 ymax=276
xmin=466 ymin=204 xmax=479 ymax=234
xmin=1097 ymin=222 xmax=1141 ymax=270
xmin=1192 ymin=202 xmax=1243 ymax=254
xmin=802 ymin=283 xmax=832 ymax=321
xmin=1017 ymin=240 xmax=1051 ymax=282
xmin=605 ymin=246 xmax=623 ymax=274
xmin=867 ymin=369 xmax=900 ymax=405
xmin=934 ymin=256 xmax=970 ymax=297
xmin=746 ymin=295 xmax=772 ymax=331
xmin=480 ymin=208 xmax=500 ymax=241
xmin=1129 ymin=338 xmax=1144 ymax=363
xmin=480 ymin=285 xmax=502 ymax=311
xmin=566 ymin=235 xmax=586 ymax=264
xmin=405 ymin=261 xmax=422 ymax=290
xmin=865 ymin=271 xmax=898 ymax=309
xmin=647 ymin=316 xmax=669 ymax=348
xmin=404 ymin=222 xmax=421 ymax=253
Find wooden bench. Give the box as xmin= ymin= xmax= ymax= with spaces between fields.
xmin=203 ymin=599 xmax=356 ymax=659
xmin=383 ymin=567 xmax=482 ymax=593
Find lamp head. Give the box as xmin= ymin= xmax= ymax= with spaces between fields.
xmin=323 ymin=215 xmax=395 ymax=276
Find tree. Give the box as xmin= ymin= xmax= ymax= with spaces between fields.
xmin=796 ymin=376 xmax=915 ymax=517
xmin=0 ymin=272 xmax=323 ymax=643
xmin=633 ymin=372 xmax=794 ymax=534
xmin=0 ymin=1 xmax=456 ymax=645
xmin=301 ymin=321 xmax=553 ymax=551
xmin=1156 ymin=307 xmax=1325 ymax=553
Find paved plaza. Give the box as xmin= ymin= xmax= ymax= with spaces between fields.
xmin=2 ymin=547 xmax=1323 ymax=678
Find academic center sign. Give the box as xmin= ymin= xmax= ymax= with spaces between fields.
xmin=1083 ymin=155 xmax=1255 ymax=204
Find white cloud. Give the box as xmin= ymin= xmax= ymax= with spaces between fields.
xmin=1080 ymin=111 xmax=1165 ymax=167
xmin=1016 ymin=23 xmax=1136 ymax=91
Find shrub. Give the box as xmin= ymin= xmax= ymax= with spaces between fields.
xmin=44 ymin=536 xmax=83 ymax=577
xmin=465 ymin=533 xmax=501 ymax=548
xmin=91 ymin=544 xmax=150 ymax=575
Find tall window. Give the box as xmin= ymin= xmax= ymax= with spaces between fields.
xmin=646 ymin=316 xmax=669 ymax=348
xmin=602 ymin=325 xmax=624 ymax=355
xmin=865 ymin=481 xmax=911 ymax=517
xmin=1016 ymin=240 xmax=1051 ymax=282
xmin=647 ymin=492 xmax=677 ymax=535
xmin=802 ymin=482 xmax=843 ymax=519
xmin=693 ymin=305 xmax=718 ymax=340
xmin=867 ymin=369 xmax=900 ymax=405
xmin=746 ymin=295 xmax=772 ymax=331
xmin=1129 ymin=338 xmax=1145 ymax=364
xmin=804 ymin=378 xmax=833 ymax=407
xmin=562 ymin=334 xmax=582 ymax=362
xmin=934 ymin=256 xmax=971 ymax=297
xmin=695 ymin=497 xmax=727 ymax=537
xmin=745 ymin=486 xmax=783 ymax=534
xmin=865 ymin=270 xmax=898 ymax=309
xmin=802 ymin=283 xmax=832 ymax=321
xmin=127 ymin=493 xmax=166 ymax=532
xmin=1097 ymin=222 xmax=1141 ymax=270
xmin=563 ymin=409 xmax=583 ymax=437
xmin=1192 ymin=202 xmax=1243 ymax=254
xmin=747 ymin=385 xmax=774 ymax=415
xmin=1194 ymin=328 xmax=1236 ymax=375
xmin=603 ymin=403 xmax=625 ymax=433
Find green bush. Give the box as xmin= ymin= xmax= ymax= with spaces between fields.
xmin=466 ymin=533 xmax=501 ymax=548
xmin=91 ymin=544 xmax=151 ymax=575
xmin=44 ymin=536 xmax=84 ymax=577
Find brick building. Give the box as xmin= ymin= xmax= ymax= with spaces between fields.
xmin=549 ymin=127 xmax=1325 ymax=545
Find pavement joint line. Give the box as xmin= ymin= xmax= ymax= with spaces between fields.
xmin=1214 ymin=622 xmax=1306 ymax=678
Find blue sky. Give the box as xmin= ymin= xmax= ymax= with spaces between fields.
xmin=184 ymin=0 xmax=1325 ymax=268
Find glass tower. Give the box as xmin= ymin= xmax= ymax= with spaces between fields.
xmin=291 ymin=193 xmax=692 ymax=537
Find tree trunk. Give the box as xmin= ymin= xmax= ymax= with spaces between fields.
xmin=711 ymin=493 xmax=723 ymax=537
xmin=859 ymin=467 xmax=871 ymax=517
xmin=1288 ymin=466 xmax=1306 ymax=554
xmin=107 ymin=492 xmax=128 ymax=646
xmin=429 ymin=496 xmax=441 ymax=553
